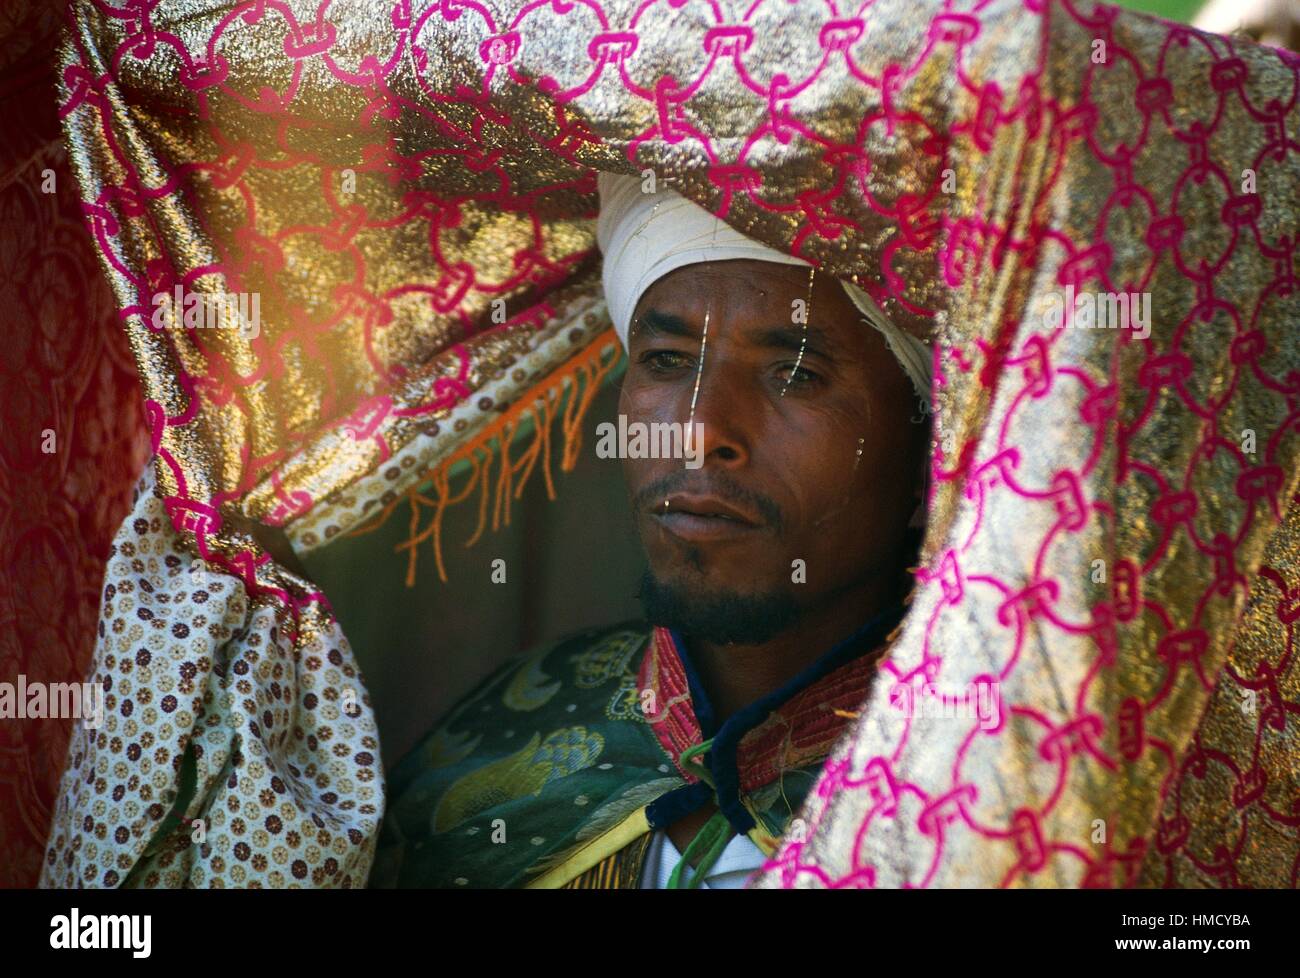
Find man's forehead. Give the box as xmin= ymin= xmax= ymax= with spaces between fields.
xmin=633 ymin=306 xmax=840 ymax=359
xmin=645 ymin=257 xmax=808 ymax=292
xmin=633 ymin=258 xmax=856 ymax=318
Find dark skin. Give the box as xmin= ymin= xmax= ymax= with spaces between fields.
xmin=618 ymin=258 xmax=930 ymax=859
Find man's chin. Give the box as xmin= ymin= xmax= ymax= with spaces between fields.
xmin=636 ymin=568 xmax=801 ymax=646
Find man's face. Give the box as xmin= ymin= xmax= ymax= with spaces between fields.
xmin=620 ymin=259 xmax=930 ymax=645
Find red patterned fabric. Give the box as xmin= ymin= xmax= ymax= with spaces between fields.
xmin=0 ymin=0 xmax=150 ymax=888
xmin=638 ymin=626 xmax=884 ymax=794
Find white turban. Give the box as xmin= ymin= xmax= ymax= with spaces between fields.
xmin=594 ymin=171 xmax=932 ymax=412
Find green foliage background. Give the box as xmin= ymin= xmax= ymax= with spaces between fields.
xmin=1123 ymin=0 xmax=1206 ymax=23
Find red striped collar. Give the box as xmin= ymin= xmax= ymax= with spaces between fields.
xmin=637 ymin=620 xmax=900 ymax=797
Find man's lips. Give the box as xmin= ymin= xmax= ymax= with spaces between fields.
xmin=649 ymin=493 xmax=761 ymax=542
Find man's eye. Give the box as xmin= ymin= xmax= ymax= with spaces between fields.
xmin=775 ymin=363 xmax=821 ymax=387
xmin=640 ymin=350 xmax=693 ymax=372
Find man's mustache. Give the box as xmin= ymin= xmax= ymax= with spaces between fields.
xmin=632 ymin=471 xmax=784 ymax=530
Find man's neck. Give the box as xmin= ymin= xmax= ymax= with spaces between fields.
xmin=684 ymin=570 xmax=907 ymax=725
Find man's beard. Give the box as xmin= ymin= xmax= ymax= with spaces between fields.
xmin=636 ymin=567 xmax=802 ymax=646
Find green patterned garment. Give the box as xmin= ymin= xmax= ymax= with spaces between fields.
xmin=370 ymin=611 xmax=901 ymax=888
xmin=371 ymin=622 xmax=681 ymax=888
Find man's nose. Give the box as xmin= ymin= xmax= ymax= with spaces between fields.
xmin=674 ymin=359 xmax=752 ymax=468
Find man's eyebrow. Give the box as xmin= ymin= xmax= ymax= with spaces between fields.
xmin=634 ymin=308 xmax=837 ymax=359
xmin=633 ymin=308 xmax=697 ymax=340
xmin=753 ymin=322 xmax=835 ymax=359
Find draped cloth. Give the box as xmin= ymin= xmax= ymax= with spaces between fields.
xmin=43 ymin=0 xmax=1300 ymax=887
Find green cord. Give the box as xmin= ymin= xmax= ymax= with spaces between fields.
xmin=666 ymin=809 xmax=734 ymax=889
xmin=665 ymin=737 xmax=736 ymax=889
xmin=678 ymin=738 xmax=716 ymax=789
